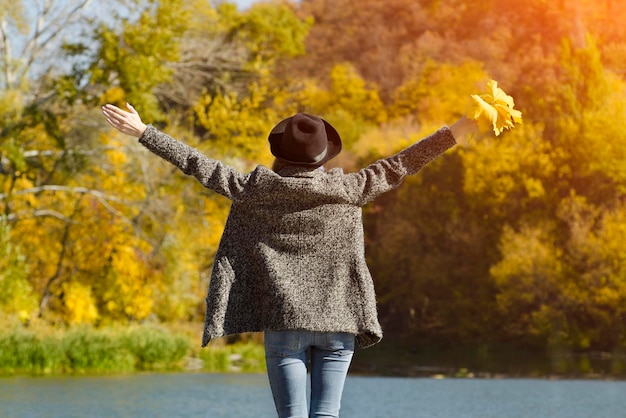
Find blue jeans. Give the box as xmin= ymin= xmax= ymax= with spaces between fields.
xmin=264 ymin=330 xmax=355 ymax=418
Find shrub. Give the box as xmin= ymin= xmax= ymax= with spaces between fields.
xmin=0 ymin=325 xmax=189 ymax=375
xmin=122 ymin=325 xmax=189 ymax=370
xmin=63 ymin=327 xmax=135 ymax=373
xmin=0 ymin=329 xmax=65 ymax=375
xmin=197 ymin=342 xmax=266 ymax=373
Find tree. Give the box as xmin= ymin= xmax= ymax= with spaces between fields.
xmin=0 ymin=219 xmax=37 ymax=322
xmin=0 ymin=0 xmax=186 ymax=323
xmin=0 ymin=0 xmax=93 ymax=94
xmin=492 ymin=196 xmax=626 ymax=350
xmin=89 ymin=0 xmax=189 ymax=121
xmin=293 ymin=0 xmax=432 ymax=98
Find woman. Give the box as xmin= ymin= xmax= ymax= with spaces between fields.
xmin=102 ymin=103 xmax=478 ymax=417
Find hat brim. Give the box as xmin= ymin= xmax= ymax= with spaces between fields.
xmin=268 ymin=116 xmax=342 ymax=167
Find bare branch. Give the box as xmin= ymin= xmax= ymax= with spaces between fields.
xmin=0 ymin=183 xmax=147 ymax=234
xmin=0 ymin=12 xmax=13 ymax=87
xmin=12 ymin=0 xmax=93 ymax=90
xmin=7 ymin=143 xmax=113 ymax=161
xmin=155 ymin=34 xmax=253 ymax=107
xmin=21 ymin=146 xmax=118 ymax=159
xmin=5 ymin=209 xmax=73 ymax=223
xmin=0 ymin=185 xmax=127 ymax=204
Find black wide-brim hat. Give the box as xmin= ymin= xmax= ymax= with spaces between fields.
xmin=268 ymin=113 xmax=342 ymax=167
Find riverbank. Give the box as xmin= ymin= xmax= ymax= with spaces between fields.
xmin=2 ymin=323 xmax=625 ymax=379
xmin=0 ymin=323 xmax=265 ymax=376
xmin=350 ymin=342 xmax=626 ymax=380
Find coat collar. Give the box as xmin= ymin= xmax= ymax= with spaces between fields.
xmin=277 ymin=165 xmax=324 ymax=178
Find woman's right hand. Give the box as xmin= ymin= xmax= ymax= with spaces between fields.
xmin=449 ymin=116 xmax=479 ymax=146
xmin=102 ymin=103 xmax=148 ymax=138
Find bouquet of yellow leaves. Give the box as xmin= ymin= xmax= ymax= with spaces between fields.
xmin=469 ymin=79 xmax=523 ymax=136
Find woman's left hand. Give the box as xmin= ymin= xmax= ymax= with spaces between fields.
xmin=102 ymin=103 xmax=147 ymax=138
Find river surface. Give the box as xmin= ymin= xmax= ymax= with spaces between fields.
xmin=1 ymin=373 xmax=625 ymax=418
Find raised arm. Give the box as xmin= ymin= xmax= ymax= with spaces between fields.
xmin=101 ymin=104 xmax=247 ymax=200
xmin=343 ymin=116 xmax=478 ymax=206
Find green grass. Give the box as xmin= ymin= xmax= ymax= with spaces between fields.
xmin=0 ymin=325 xmax=190 ymax=375
xmin=0 ymin=324 xmax=266 ymax=376
xmin=122 ymin=326 xmax=189 ymax=371
xmin=0 ymin=328 xmax=66 ymax=374
xmin=62 ymin=327 xmax=135 ymax=373
xmin=195 ymin=342 xmax=266 ymax=373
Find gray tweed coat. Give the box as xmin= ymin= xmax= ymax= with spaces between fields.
xmin=138 ymin=125 xmax=457 ymax=348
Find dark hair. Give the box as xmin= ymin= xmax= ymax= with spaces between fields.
xmin=271 ymin=158 xmax=288 ymax=172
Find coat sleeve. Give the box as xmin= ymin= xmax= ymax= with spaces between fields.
xmin=138 ymin=125 xmax=247 ymax=200
xmin=342 ymin=126 xmax=457 ymax=206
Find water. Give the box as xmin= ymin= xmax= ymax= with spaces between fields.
xmin=1 ymin=373 xmax=625 ymax=418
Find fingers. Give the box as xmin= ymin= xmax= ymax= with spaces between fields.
xmin=126 ymin=103 xmax=138 ymax=115
xmin=101 ymin=103 xmax=147 ymax=138
xmin=102 ymin=103 xmax=126 ymax=116
xmin=102 ymin=105 xmax=130 ymax=130
xmin=102 ymin=106 xmax=123 ymax=126
xmin=102 ymin=103 xmax=136 ymax=116
xmin=102 ymin=104 xmax=136 ymax=123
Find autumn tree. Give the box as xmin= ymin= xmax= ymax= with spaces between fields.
xmin=0 ymin=0 xmax=114 ymax=322
xmin=488 ymin=37 xmax=626 ymax=350
xmin=72 ymin=0 xmax=313 ymax=323
xmin=286 ymin=0 xmax=626 ymax=351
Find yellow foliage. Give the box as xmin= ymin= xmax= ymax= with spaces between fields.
xmin=278 ymin=64 xmax=387 ymax=150
xmin=193 ymin=83 xmax=278 ymax=164
xmin=577 ymin=73 xmax=626 ymax=192
xmin=292 ymin=64 xmax=387 ymax=125
xmin=390 ymin=60 xmax=488 ymax=123
xmin=61 ymin=282 xmax=99 ymax=325
xmin=530 ymin=305 xmax=568 ymax=343
xmin=0 ymin=89 xmax=24 ymax=115
xmin=102 ymin=241 xmax=155 ymax=321
xmin=12 ymin=216 xmax=64 ymax=293
xmin=521 ymin=176 xmax=545 ymax=199
xmin=99 ymin=87 xmax=127 ymax=107
xmin=493 ymin=193 xmax=626 ymax=347
xmin=327 ymin=64 xmax=387 ymax=124
xmin=0 ymin=1 xmax=26 ymax=30
xmin=0 ymin=228 xmax=37 ymax=321
xmin=460 ymin=124 xmax=554 ymax=209
xmin=350 ymin=118 xmax=420 ymax=162
xmin=491 ymin=223 xmax=565 ymax=339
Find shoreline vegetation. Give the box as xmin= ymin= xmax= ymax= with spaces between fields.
xmin=1 ymin=324 xmax=624 ymax=380
xmin=0 ymin=323 xmax=265 ymax=376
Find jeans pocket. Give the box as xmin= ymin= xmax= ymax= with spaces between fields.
xmin=324 ymin=332 xmax=355 ymax=356
xmin=265 ymin=330 xmax=303 ymax=357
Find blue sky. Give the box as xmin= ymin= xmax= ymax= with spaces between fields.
xmin=232 ymin=0 xmax=303 ymax=10
xmin=232 ymin=0 xmax=258 ymax=9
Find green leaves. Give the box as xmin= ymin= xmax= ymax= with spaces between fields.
xmin=219 ymin=1 xmax=313 ymax=63
xmin=91 ymin=0 xmax=189 ymax=122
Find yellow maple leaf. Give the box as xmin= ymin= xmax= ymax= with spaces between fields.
xmin=469 ymin=80 xmax=523 ymax=136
